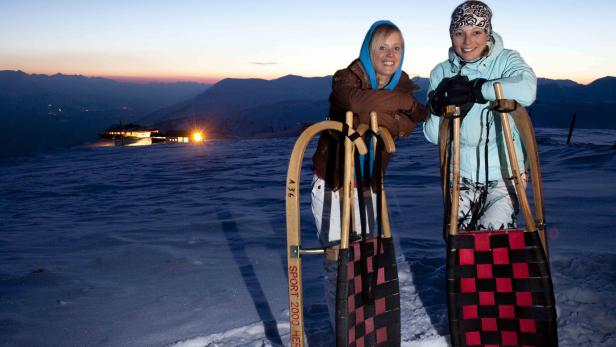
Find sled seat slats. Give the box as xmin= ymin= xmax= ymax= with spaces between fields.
xmin=447 ymin=230 xmax=557 ymax=347
xmin=343 ymin=238 xmax=400 ymax=347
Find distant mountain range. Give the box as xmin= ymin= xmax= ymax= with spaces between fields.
xmin=142 ymin=75 xmax=429 ymax=138
xmin=145 ymin=74 xmax=616 ymax=138
xmin=140 ymin=75 xmax=334 ymax=137
xmin=530 ymin=77 xmax=616 ymax=128
xmin=1 ymin=70 xmax=614 ymax=158
xmin=0 ymin=70 xmax=209 ymax=158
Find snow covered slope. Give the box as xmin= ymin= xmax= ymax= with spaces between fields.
xmin=1 ymin=128 xmax=615 ymax=346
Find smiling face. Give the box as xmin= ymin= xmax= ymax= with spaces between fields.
xmin=452 ymin=26 xmax=489 ymax=62
xmin=370 ymin=31 xmax=403 ymax=88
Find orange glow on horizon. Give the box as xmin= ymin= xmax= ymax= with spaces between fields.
xmin=88 ymin=70 xmax=305 ymax=84
xmin=0 ymin=67 xmax=607 ymax=86
xmin=3 ymin=68 xmax=312 ymax=84
xmin=98 ymin=72 xmax=608 ymax=86
xmin=102 ymin=75 xmax=223 ymax=85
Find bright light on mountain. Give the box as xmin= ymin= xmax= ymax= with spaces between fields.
xmin=192 ymin=131 xmax=204 ymax=142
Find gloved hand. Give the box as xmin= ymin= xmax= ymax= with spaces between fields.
xmin=442 ymin=75 xmax=473 ymax=105
xmin=443 ymin=76 xmax=488 ymax=105
xmin=429 ymin=76 xmax=488 ymax=117
xmin=445 ymin=76 xmax=486 ymax=105
xmin=428 ymin=76 xmax=456 ymax=116
xmin=470 ymin=78 xmax=487 ymax=104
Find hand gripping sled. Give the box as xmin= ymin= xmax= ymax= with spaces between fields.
xmin=440 ymin=83 xmax=558 ymax=347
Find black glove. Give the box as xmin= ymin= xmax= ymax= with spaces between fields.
xmin=428 ymin=76 xmax=456 ymax=116
xmin=429 ymin=76 xmax=488 ymax=117
xmin=442 ymin=75 xmax=473 ymax=105
xmin=470 ymin=78 xmax=487 ymax=104
xmin=429 ymin=76 xmax=473 ymax=117
xmin=442 ymin=76 xmax=488 ymax=105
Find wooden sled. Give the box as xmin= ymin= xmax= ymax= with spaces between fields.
xmin=286 ymin=114 xmax=367 ymax=347
xmin=286 ymin=112 xmax=400 ymax=346
xmin=439 ymin=83 xmax=558 ymax=346
xmin=336 ymin=113 xmax=400 ymax=347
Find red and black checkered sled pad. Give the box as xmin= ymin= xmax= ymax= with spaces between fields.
xmin=336 ymin=237 xmax=400 ymax=346
xmin=447 ymin=229 xmax=557 ymax=346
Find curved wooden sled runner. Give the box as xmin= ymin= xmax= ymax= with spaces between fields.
xmin=440 ymin=83 xmax=558 ymax=347
xmin=286 ymin=115 xmax=367 ymax=347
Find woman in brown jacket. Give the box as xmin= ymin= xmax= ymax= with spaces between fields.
xmin=311 ymin=20 xmax=427 ymax=325
xmin=312 ymin=20 xmax=427 ymax=246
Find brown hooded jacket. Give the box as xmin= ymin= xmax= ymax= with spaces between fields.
xmin=312 ymin=59 xmax=428 ymax=191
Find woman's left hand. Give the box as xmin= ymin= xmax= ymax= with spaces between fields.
xmin=443 ymin=76 xmax=487 ymax=105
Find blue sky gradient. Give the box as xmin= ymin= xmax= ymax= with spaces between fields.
xmin=1 ymin=0 xmax=614 ymax=83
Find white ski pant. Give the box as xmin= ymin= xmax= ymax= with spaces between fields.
xmin=456 ymin=174 xmax=527 ymax=231
xmin=311 ymin=174 xmax=378 ymax=327
xmin=310 ymin=175 xmax=377 ymax=247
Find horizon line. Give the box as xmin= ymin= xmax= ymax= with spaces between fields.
xmin=2 ymin=69 xmax=611 ymax=86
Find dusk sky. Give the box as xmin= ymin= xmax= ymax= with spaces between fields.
xmin=2 ymin=0 xmax=615 ymax=84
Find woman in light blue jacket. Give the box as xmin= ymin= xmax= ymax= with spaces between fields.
xmin=423 ymin=0 xmax=537 ymax=231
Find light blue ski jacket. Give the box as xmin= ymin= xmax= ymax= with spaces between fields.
xmin=423 ymin=32 xmax=537 ymax=182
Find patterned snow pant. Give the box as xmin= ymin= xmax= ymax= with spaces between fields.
xmin=456 ymin=175 xmax=527 ymax=231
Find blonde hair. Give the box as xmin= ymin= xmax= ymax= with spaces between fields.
xmin=369 ymin=24 xmax=404 ymax=62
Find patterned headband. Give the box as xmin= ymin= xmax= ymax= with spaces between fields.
xmin=449 ymin=1 xmax=492 ymax=36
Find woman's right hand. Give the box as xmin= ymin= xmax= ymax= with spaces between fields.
xmin=429 ymin=76 xmax=454 ymax=115
xmin=429 ymin=76 xmax=476 ymax=117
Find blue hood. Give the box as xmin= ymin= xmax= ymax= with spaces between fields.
xmin=359 ymin=20 xmax=404 ymax=90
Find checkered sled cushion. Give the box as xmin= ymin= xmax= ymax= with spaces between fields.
xmin=336 ymin=237 xmax=400 ymax=347
xmin=447 ymin=230 xmax=558 ymax=346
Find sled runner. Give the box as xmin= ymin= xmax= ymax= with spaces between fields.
xmin=286 ymin=112 xmax=400 ymax=346
xmin=439 ymin=83 xmax=558 ymax=347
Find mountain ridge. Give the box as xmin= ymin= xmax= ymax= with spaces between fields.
xmin=1 ymin=70 xmax=614 ymax=158
xmin=146 ymin=74 xmax=616 ymax=137
xmin=0 ymin=70 xmax=210 ymax=158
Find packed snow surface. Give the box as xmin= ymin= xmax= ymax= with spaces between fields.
xmin=1 ymin=128 xmax=615 ymax=346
